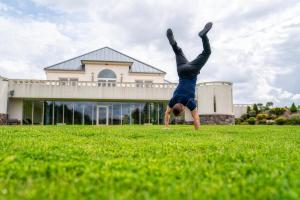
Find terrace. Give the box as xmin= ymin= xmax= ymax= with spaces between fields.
xmin=8 ymin=79 xmax=232 ymax=101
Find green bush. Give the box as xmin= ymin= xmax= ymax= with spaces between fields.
xmin=275 ymin=117 xmax=287 ymax=125
xmin=258 ymin=119 xmax=267 ymax=125
xmin=235 ymin=118 xmax=242 ymax=125
xmin=241 ymin=114 xmax=249 ymax=121
xmin=241 ymin=121 xmax=249 ymax=125
xmin=256 ymin=114 xmax=268 ymax=120
xmin=247 ymin=117 xmax=256 ymax=125
xmin=287 ymin=114 xmax=300 ymax=125
xmin=270 ymin=108 xmax=286 ymax=116
xmin=249 ymin=110 xmax=257 ymax=117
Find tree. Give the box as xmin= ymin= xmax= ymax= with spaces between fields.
xmin=253 ymin=104 xmax=259 ymax=114
xmin=290 ymin=102 xmax=297 ymax=113
xmin=247 ymin=106 xmax=251 ymax=114
xmin=265 ymin=102 xmax=273 ymax=110
xmin=266 ymin=102 xmax=274 ymax=107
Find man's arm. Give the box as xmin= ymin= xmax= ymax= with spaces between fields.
xmin=164 ymin=106 xmax=172 ymax=128
xmin=191 ymin=108 xmax=200 ymax=130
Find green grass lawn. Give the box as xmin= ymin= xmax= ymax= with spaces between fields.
xmin=0 ymin=125 xmax=300 ymax=200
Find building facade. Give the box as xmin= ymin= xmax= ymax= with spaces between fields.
xmin=0 ymin=47 xmax=235 ymax=125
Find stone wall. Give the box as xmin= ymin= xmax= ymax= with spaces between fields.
xmin=0 ymin=113 xmax=7 ymax=125
xmin=199 ymin=114 xmax=235 ymax=125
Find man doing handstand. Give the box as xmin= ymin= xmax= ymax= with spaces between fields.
xmin=164 ymin=22 xmax=213 ymax=130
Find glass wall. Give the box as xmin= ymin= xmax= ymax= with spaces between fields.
xmin=23 ymin=100 xmax=169 ymax=125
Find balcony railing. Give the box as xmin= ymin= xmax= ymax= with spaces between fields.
xmin=9 ymin=79 xmax=232 ymax=88
xmin=9 ymin=79 xmax=178 ymax=89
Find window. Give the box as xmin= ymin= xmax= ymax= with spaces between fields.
xmin=70 ymin=78 xmax=78 ymax=86
xmin=213 ymin=95 xmax=217 ymax=113
xmin=97 ymin=69 xmax=117 ymax=87
xmin=59 ymin=78 xmax=68 ymax=86
xmin=58 ymin=78 xmax=78 ymax=86
xmin=135 ymin=80 xmax=153 ymax=88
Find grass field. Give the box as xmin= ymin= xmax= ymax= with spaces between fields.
xmin=0 ymin=125 xmax=300 ymax=200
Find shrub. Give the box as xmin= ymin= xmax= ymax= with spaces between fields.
xmin=235 ymin=118 xmax=242 ymax=125
xmin=286 ymin=114 xmax=300 ymax=125
xmin=241 ymin=114 xmax=249 ymax=121
xmin=290 ymin=103 xmax=298 ymax=113
xmin=256 ymin=114 xmax=268 ymax=121
xmin=275 ymin=117 xmax=287 ymax=125
xmin=266 ymin=120 xmax=275 ymax=125
xmin=258 ymin=119 xmax=267 ymax=125
xmin=247 ymin=117 xmax=256 ymax=125
xmin=253 ymin=104 xmax=259 ymax=113
xmin=247 ymin=106 xmax=251 ymax=114
xmin=270 ymin=108 xmax=286 ymax=116
xmin=249 ymin=110 xmax=257 ymax=117
xmin=241 ymin=121 xmax=249 ymax=125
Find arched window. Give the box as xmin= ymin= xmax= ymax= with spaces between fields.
xmin=97 ymin=69 xmax=117 ymax=87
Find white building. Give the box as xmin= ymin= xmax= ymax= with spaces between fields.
xmin=0 ymin=47 xmax=234 ymax=125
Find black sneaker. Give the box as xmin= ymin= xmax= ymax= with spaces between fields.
xmin=166 ymin=28 xmax=176 ymax=45
xmin=198 ymin=22 xmax=213 ymax=37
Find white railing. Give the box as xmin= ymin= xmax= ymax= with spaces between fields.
xmin=9 ymin=79 xmax=232 ymax=88
xmin=197 ymin=81 xmax=232 ymax=86
xmin=9 ymin=79 xmax=178 ymax=89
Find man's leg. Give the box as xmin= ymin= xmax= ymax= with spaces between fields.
xmin=189 ymin=23 xmax=212 ymax=72
xmin=167 ymin=29 xmax=188 ymax=67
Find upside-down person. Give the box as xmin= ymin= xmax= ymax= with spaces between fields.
xmin=164 ymin=22 xmax=213 ymax=130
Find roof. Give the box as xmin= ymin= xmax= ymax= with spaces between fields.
xmin=45 ymin=47 xmax=166 ymax=74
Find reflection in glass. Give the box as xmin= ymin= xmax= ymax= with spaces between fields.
xmin=121 ymin=104 xmax=130 ymax=125
xmin=64 ymin=102 xmax=73 ymax=125
xmin=112 ymin=104 xmax=121 ymax=125
xmin=84 ymin=103 xmax=94 ymax=125
xmin=44 ymin=101 xmax=53 ymax=125
xmin=33 ymin=101 xmax=43 ymax=125
xmin=23 ymin=100 xmax=32 ymax=125
xmin=131 ymin=103 xmax=141 ymax=124
xmin=74 ymin=103 xmax=83 ymax=125
xmin=55 ymin=102 xmax=64 ymax=124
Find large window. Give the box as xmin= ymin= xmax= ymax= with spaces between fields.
xmin=98 ymin=69 xmax=117 ymax=86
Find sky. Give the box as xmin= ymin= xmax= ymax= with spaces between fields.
xmin=0 ymin=0 xmax=299 ymax=106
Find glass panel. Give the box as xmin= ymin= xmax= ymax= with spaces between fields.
xmin=74 ymin=102 xmax=83 ymax=125
xmin=143 ymin=103 xmax=151 ymax=124
xmin=98 ymin=69 xmax=117 ymax=78
xmin=112 ymin=104 xmax=121 ymax=125
xmin=131 ymin=103 xmax=140 ymax=124
xmin=150 ymin=103 xmax=158 ymax=124
xmin=23 ymin=100 xmax=32 ymax=125
xmin=44 ymin=101 xmax=53 ymax=125
xmin=64 ymin=102 xmax=73 ymax=125
xmin=33 ymin=101 xmax=43 ymax=125
xmin=84 ymin=103 xmax=94 ymax=125
xmin=121 ymin=104 xmax=130 ymax=125
xmin=98 ymin=106 xmax=108 ymax=125
xmin=54 ymin=102 xmax=64 ymax=124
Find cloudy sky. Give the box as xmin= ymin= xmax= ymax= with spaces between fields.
xmin=0 ymin=0 xmax=299 ymax=106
